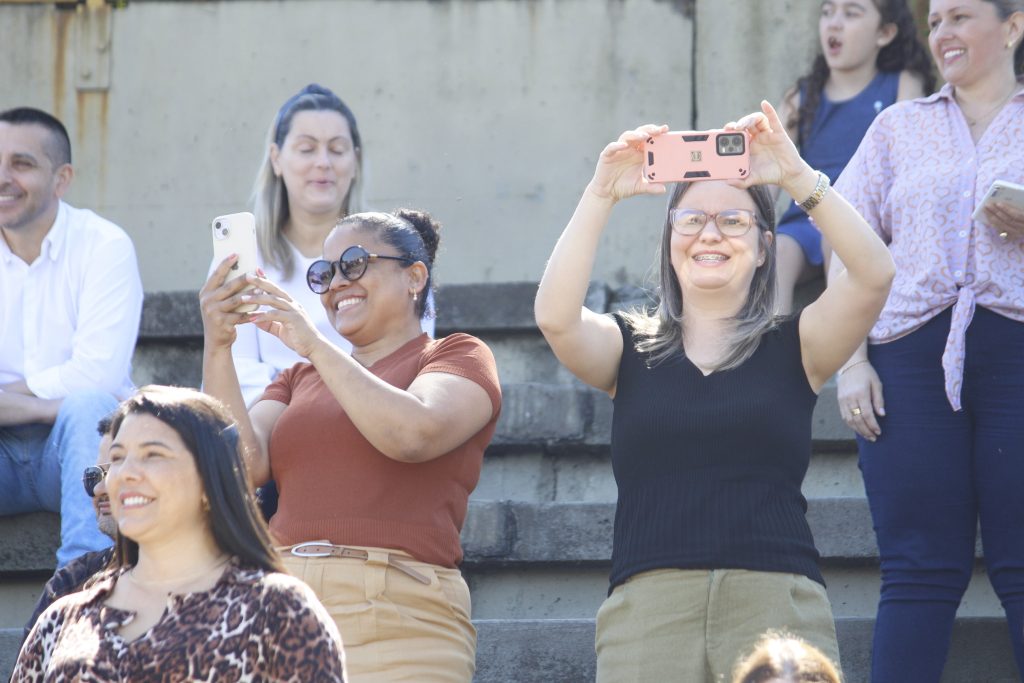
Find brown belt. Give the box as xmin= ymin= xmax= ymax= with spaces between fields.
xmin=288 ymin=541 xmax=431 ymax=586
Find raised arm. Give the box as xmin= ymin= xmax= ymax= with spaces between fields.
xmin=728 ymin=101 xmax=894 ymax=391
xmin=534 ymin=124 xmax=668 ymax=394
xmin=199 ymin=256 xmax=277 ymax=485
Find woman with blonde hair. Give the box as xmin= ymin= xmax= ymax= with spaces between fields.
xmin=233 ymin=83 xmax=435 ymax=405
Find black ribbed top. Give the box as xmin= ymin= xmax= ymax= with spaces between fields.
xmin=608 ymin=314 xmax=823 ymax=591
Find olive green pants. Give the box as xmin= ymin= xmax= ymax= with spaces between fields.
xmin=595 ymin=568 xmax=841 ymax=683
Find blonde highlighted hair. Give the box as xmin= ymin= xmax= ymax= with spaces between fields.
xmin=251 ymin=84 xmax=365 ymax=279
xmin=732 ymin=631 xmax=843 ymax=683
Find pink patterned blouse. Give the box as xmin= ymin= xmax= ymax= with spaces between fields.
xmin=835 ymin=82 xmax=1024 ymax=411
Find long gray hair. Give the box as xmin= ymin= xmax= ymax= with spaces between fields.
xmin=251 ymin=84 xmax=365 ymax=279
xmin=622 ymin=181 xmax=779 ymax=371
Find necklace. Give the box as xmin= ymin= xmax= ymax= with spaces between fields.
xmin=956 ymin=85 xmax=1020 ymax=128
xmin=127 ymin=555 xmax=230 ymax=589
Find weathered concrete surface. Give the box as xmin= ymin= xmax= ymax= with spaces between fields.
xmin=694 ymin=0 xmax=820 ymax=130
xmin=461 ymin=499 xmax=983 ymax=566
xmin=0 ymin=513 xmax=60 ymax=575
xmin=470 ymin=617 xmax=1020 ymax=683
xmin=467 ymin=565 xmax=1004 ymax=621
xmin=0 ymin=0 xmax=697 ymax=292
xmin=473 ymin=449 xmax=864 ymax=504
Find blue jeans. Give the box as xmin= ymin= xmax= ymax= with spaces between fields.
xmin=861 ymin=307 xmax=1024 ymax=682
xmin=0 ymin=391 xmax=117 ymax=566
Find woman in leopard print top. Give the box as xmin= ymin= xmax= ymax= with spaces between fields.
xmin=12 ymin=386 xmax=345 ymax=682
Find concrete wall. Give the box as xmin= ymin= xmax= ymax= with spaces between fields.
xmin=1 ymin=0 xmax=819 ymax=291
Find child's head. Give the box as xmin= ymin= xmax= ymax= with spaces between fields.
xmin=819 ymin=0 xmax=900 ymax=74
xmin=792 ymin=1 xmax=935 ymax=141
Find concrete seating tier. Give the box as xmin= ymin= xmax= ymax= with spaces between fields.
xmin=0 ymin=283 xmax=1014 ymax=682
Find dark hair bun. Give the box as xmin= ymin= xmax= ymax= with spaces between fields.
xmin=393 ymin=208 xmax=441 ymax=264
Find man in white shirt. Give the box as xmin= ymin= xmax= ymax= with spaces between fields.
xmin=0 ymin=107 xmax=142 ymax=566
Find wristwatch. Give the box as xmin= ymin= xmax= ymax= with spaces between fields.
xmin=798 ymin=171 xmax=831 ymax=212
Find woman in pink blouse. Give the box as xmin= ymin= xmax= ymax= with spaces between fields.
xmin=833 ymin=0 xmax=1024 ymax=680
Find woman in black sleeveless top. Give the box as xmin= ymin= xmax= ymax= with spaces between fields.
xmin=534 ymin=102 xmax=894 ymax=682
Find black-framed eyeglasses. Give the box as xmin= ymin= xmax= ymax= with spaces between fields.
xmin=83 ymin=463 xmax=111 ymax=498
xmin=306 ymin=245 xmax=414 ymax=294
xmin=669 ymin=208 xmax=759 ymax=237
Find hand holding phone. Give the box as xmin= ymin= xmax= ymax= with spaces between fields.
xmin=642 ymin=129 xmax=750 ymax=184
xmin=972 ymin=180 xmax=1024 ymax=223
xmin=211 ymin=212 xmax=259 ymax=313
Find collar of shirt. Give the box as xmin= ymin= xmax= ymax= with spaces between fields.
xmin=0 ymin=201 xmax=68 ymax=266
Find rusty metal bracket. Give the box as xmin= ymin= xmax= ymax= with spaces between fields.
xmin=74 ymin=0 xmax=112 ymax=91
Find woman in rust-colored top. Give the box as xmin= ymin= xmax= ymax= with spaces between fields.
xmin=201 ymin=208 xmax=501 ymax=683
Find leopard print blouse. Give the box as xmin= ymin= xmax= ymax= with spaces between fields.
xmin=12 ymin=559 xmax=345 ymax=682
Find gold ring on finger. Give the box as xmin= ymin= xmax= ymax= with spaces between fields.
xmin=851 ymin=407 xmax=862 ymax=416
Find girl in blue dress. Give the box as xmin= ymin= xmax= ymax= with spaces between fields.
xmin=775 ymin=0 xmax=935 ymax=313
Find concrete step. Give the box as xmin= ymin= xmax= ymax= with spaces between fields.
xmin=458 ymin=499 xmax=982 ymax=567
xmin=474 ymin=449 xmax=863 ymax=503
xmin=465 ymin=565 xmax=1003 ymax=621
xmin=132 ymin=283 xmax=851 ymax=404
xmin=6 ymin=615 xmax=1014 ymax=683
xmin=472 ymin=617 xmax=1021 ymax=683
xmin=1 ymin=498 xmax=980 ymax=579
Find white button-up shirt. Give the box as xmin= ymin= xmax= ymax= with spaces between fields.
xmin=0 ymin=201 xmax=142 ymax=400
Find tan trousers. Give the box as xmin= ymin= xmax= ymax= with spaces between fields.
xmin=281 ymin=545 xmax=476 ymax=683
xmin=595 ymin=568 xmax=841 ymax=683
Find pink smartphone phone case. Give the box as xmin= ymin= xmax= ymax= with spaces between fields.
xmin=643 ymin=129 xmax=750 ymax=183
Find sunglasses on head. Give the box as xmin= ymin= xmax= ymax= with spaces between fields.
xmin=306 ymin=245 xmax=414 ymax=294
xmin=83 ymin=463 xmax=111 ymax=498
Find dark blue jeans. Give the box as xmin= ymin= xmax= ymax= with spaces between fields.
xmin=860 ymin=306 xmax=1024 ymax=682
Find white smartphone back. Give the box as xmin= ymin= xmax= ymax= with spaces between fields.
xmin=211 ymin=211 xmax=259 ymax=313
xmin=972 ymin=180 xmax=1024 ymax=222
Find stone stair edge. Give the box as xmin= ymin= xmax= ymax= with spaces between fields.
xmin=471 ymin=616 xmax=1017 ymax=683
xmin=138 ymin=280 xmax=829 ymax=339
xmin=3 ymin=497 xmax=983 ymax=576
xmin=4 ymin=616 xmax=1015 ymax=683
xmin=139 ymin=281 xmax=621 ymax=339
xmin=0 ymin=499 xmax=876 ymax=574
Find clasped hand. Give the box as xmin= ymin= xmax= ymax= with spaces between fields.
xmin=200 ymin=255 xmax=325 ymax=359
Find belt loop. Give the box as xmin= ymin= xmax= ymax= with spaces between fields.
xmin=365 ymin=550 xmax=389 ymax=598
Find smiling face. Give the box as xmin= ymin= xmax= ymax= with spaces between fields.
xmin=319 ymin=223 xmax=425 ymax=346
xmin=271 ymin=109 xmax=358 ymax=219
xmin=92 ymin=432 xmax=116 ymax=539
xmin=819 ymin=0 xmax=896 ymax=73
xmin=106 ymin=413 xmax=208 ymax=548
xmin=928 ymin=0 xmax=1021 ymax=86
xmin=0 ymin=122 xmax=71 ymax=234
xmin=669 ymin=181 xmax=770 ymax=304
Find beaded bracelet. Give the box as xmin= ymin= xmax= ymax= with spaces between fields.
xmin=798 ymin=171 xmax=831 ymax=212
